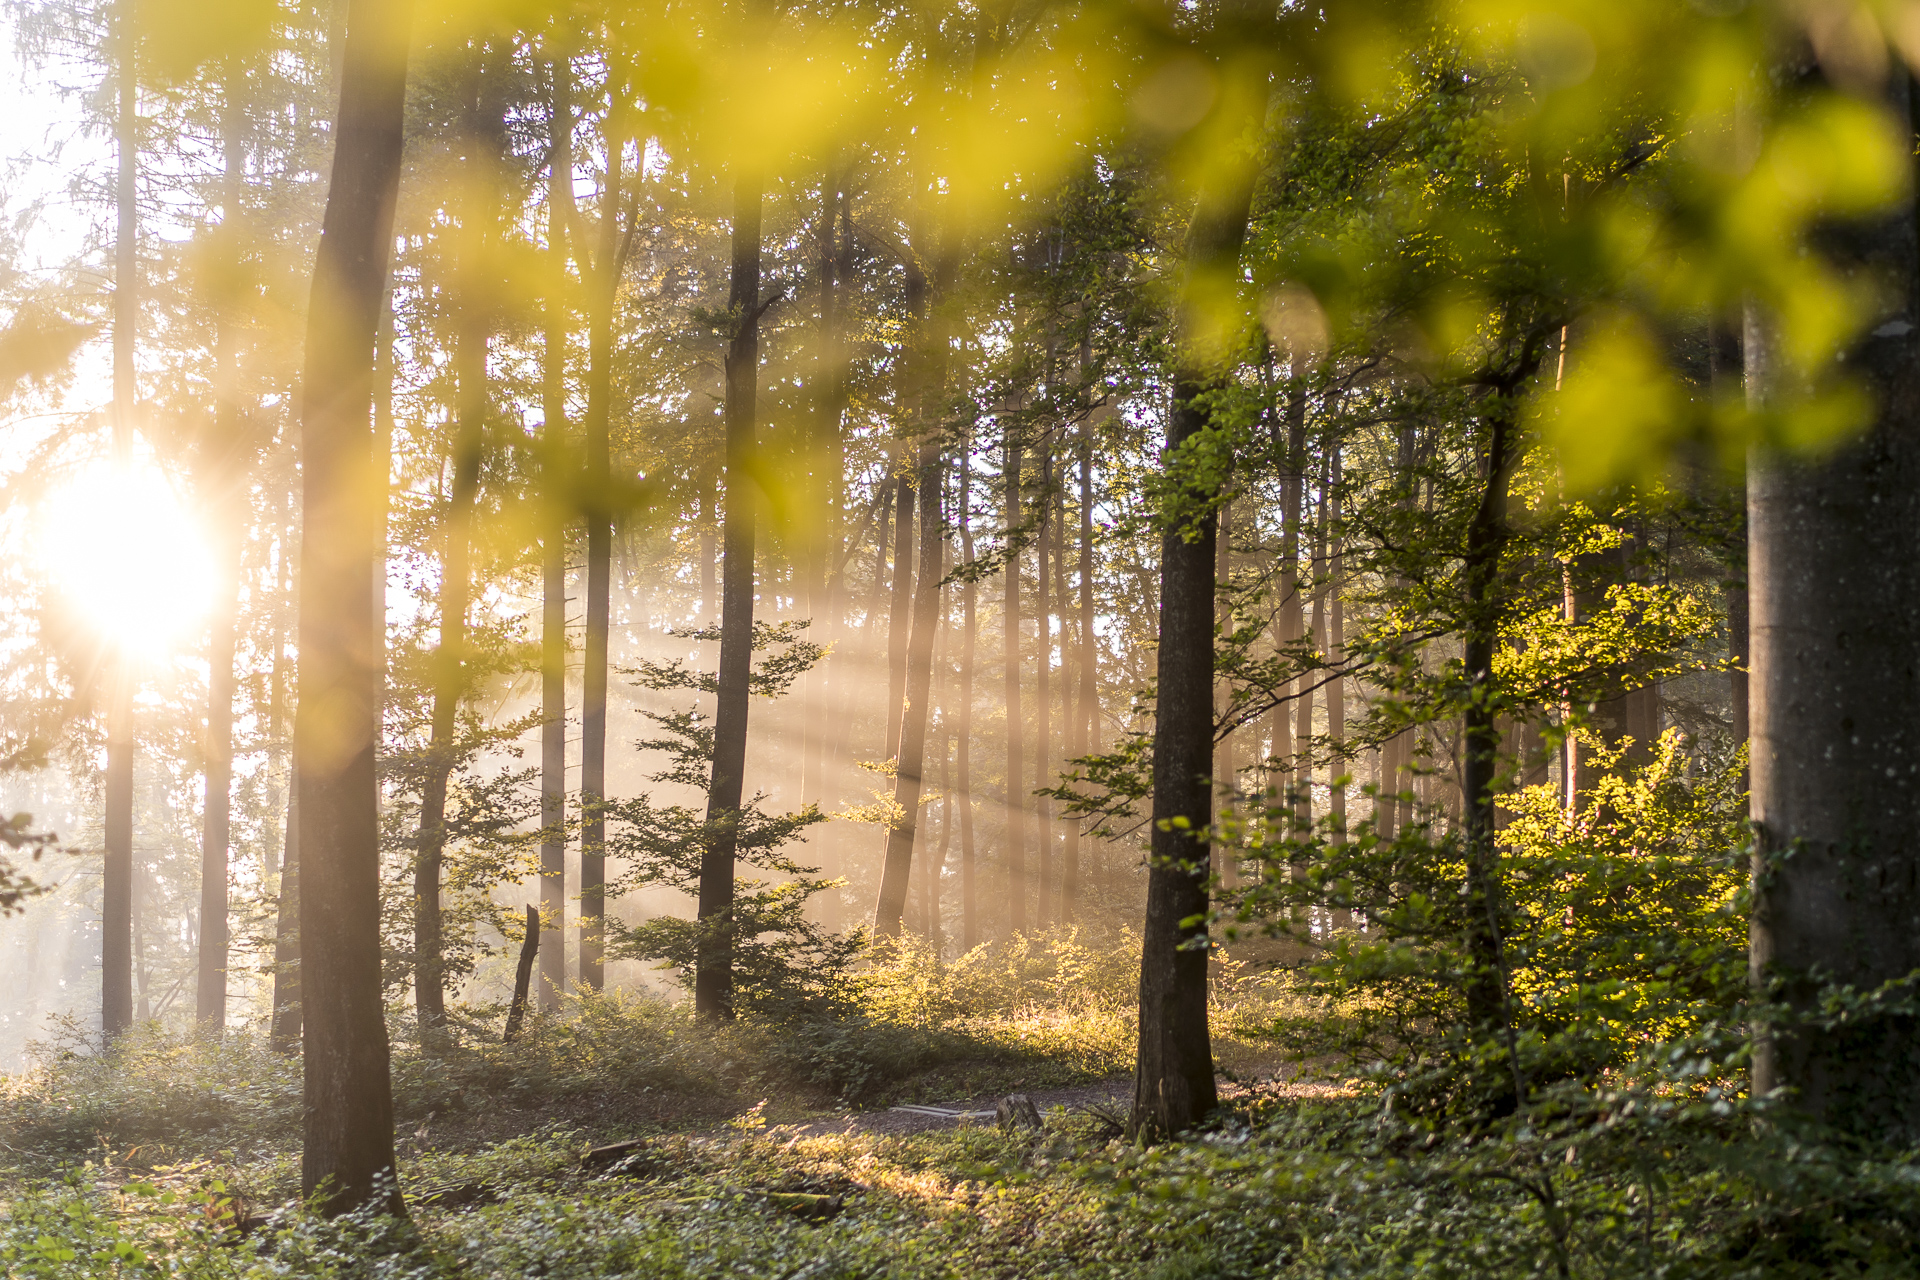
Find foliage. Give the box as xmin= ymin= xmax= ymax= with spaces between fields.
xmin=605 ymin=621 xmax=855 ymax=1017
xmin=0 ymin=811 xmax=54 ymax=915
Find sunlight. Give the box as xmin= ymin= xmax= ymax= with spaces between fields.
xmin=33 ymin=459 xmax=218 ymax=663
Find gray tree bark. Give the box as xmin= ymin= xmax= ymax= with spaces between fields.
xmin=578 ymin=130 xmax=622 ymax=992
xmin=1130 ymin=166 xmax=1257 ymax=1139
xmin=538 ymin=38 xmax=574 ymax=1010
xmin=874 ymin=440 xmax=946 ymax=936
xmin=1748 ymin=74 xmax=1920 ymax=1139
xmin=695 ymin=170 xmax=764 ymax=1018
xmin=294 ymin=0 xmax=410 ymax=1216
xmin=103 ymin=0 xmax=139 ymax=1042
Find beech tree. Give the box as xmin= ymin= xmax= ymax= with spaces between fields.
xmin=292 ymin=0 xmax=411 ymax=1217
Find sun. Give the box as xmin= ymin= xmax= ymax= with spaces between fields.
xmin=34 ymin=459 xmax=220 ymax=665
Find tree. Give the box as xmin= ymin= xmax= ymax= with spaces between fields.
xmin=1130 ymin=189 xmax=1250 ymax=1142
xmin=1747 ymin=73 xmax=1920 ymax=1144
xmin=694 ymin=166 xmax=765 ymax=1019
xmin=101 ymin=0 xmax=137 ymax=1042
xmin=292 ymin=0 xmax=411 ymax=1217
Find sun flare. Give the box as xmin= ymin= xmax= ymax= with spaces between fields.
xmin=34 ymin=461 xmax=219 ymax=663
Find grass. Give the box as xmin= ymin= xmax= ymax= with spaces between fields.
xmin=37 ymin=927 xmax=1866 ymax=1279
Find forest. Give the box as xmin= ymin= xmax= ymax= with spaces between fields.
xmin=0 ymin=0 xmax=1917 ymax=1274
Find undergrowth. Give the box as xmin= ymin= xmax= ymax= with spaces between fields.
xmin=0 ymin=926 xmax=1298 ymax=1173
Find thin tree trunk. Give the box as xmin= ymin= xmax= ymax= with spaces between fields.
xmin=695 ymin=170 xmax=764 ymax=1018
xmin=1290 ymin=465 xmax=1326 ymax=924
xmin=198 ymin=531 xmax=238 ymax=1028
xmin=294 ymin=0 xmax=410 ymax=1217
xmin=196 ymin=62 xmax=247 ymax=1032
xmin=1131 ymin=161 xmax=1256 ymax=1140
xmin=1033 ymin=450 xmax=1053 ymax=923
xmin=503 ymin=905 xmax=539 ymax=1042
xmin=103 ymin=0 xmax=139 ymax=1042
xmin=931 ymin=702 xmax=950 ymax=948
xmin=1709 ymin=318 xmax=1749 ymax=789
xmin=1059 ymin=459 xmax=1082 ymax=919
xmin=579 ymin=134 xmax=622 ymax=992
xmin=1003 ymin=437 xmax=1028 ymax=932
xmin=1327 ymin=442 xmax=1350 ymax=929
xmin=699 ymin=483 xmax=717 ymax=620
xmin=885 ymin=471 xmax=916 ymax=758
xmin=1075 ymin=425 xmax=1098 ymax=899
xmin=269 ymin=766 xmax=301 ymax=1053
xmin=1213 ymin=496 xmax=1236 ymax=887
xmin=412 ymin=52 xmax=497 ymax=1032
xmin=800 ymin=168 xmax=843 ymax=824
xmin=539 ymin=40 xmax=573 ymax=1009
xmin=959 ymin=429 xmax=979 ymax=949
xmin=1461 ymin=382 xmax=1530 ymax=1077
xmin=874 ymin=437 xmax=946 ymax=936
xmin=1269 ymin=379 xmax=1307 ymax=847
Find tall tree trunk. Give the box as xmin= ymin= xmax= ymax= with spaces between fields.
xmin=885 ymin=471 xmax=916 ymax=757
xmin=294 ymin=0 xmax=410 ymax=1217
xmin=1748 ymin=73 xmax=1920 ymax=1138
xmin=1075 ymin=424 xmax=1098 ymax=899
xmin=874 ymin=440 xmax=946 ymax=936
xmin=412 ymin=52 xmax=498 ymax=1033
xmin=267 ymin=507 xmax=299 ymax=1053
xmin=1003 ymin=438 xmax=1028 ymax=932
xmin=198 ymin=534 xmax=239 ymax=1027
xmin=1059 ymin=460 xmax=1082 ymax=918
xmin=196 ymin=59 xmax=247 ymax=1032
xmin=1131 ymin=162 xmax=1257 ymax=1139
xmin=269 ymin=766 xmax=302 ymax=1053
xmin=1461 ymin=383 xmax=1529 ymax=1079
xmin=1034 ymin=450 xmax=1054 ymax=923
xmin=103 ymin=0 xmax=139 ymax=1042
xmin=579 ymin=133 xmax=622 ymax=992
xmin=699 ymin=483 xmax=717 ymax=620
xmin=1213 ymin=496 xmax=1236 ymax=887
xmin=1709 ymin=318 xmax=1749 ymax=790
xmin=538 ymin=39 xmax=574 ymax=1010
xmin=801 ymin=171 xmax=846 ymax=819
xmin=1326 ymin=442 xmax=1350 ymax=929
xmin=959 ymin=429 xmax=979 ymax=949
xmin=1268 ymin=379 xmax=1307 ymax=848
xmin=695 ymin=171 xmax=764 ymax=1018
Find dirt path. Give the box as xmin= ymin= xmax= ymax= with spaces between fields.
xmin=777 ymin=1068 xmax=1343 ymax=1139
xmin=782 ymin=1078 xmax=1134 ymax=1138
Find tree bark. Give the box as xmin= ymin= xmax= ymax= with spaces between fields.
xmin=539 ymin=39 xmax=573 ymax=1010
xmin=269 ymin=764 xmax=301 ymax=1053
xmin=874 ymin=440 xmax=945 ymax=936
xmin=885 ymin=471 xmax=916 ymax=758
xmin=294 ymin=0 xmax=410 ymax=1217
xmin=695 ymin=170 xmax=764 ymax=1018
xmin=1130 ymin=169 xmax=1256 ymax=1139
xmin=412 ymin=49 xmax=499 ymax=1032
xmin=1213 ymin=496 xmax=1236 ymax=887
xmin=800 ymin=169 xmax=845 ymax=831
xmin=1748 ymin=74 xmax=1920 ymax=1138
xmin=1034 ymin=450 xmax=1054 ymax=922
xmin=196 ymin=59 xmax=249 ymax=1032
xmin=1076 ymin=425 xmax=1100 ymax=894
xmin=503 ymin=904 xmax=539 ymax=1043
xmin=1003 ymin=437 xmax=1028 ymax=932
xmin=959 ymin=429 xmax=979 ymax=949
xmin=103 ymin=0 xmax=139 ymax=1042
xmin=1059 ymin=452 xmax=1081 ymax=920
xmin=579 ymin=132 xmax=622 ymax=993
xmin=1461 ymin=382 xmax=1529 ymax=1069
